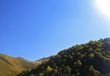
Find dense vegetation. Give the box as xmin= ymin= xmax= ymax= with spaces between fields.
xmin=18 ymin=38 xmax=110 ymax=76
xmin=0 ymin=54 xmax=36 ymax=76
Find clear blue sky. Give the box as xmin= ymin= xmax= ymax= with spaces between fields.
xmin=0 ymin=0 xmax=110 ymax=60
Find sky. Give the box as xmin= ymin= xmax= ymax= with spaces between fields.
xmin=0 ymin=0 xmax=110 ymax=61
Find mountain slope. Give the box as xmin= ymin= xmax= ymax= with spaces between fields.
xmin=0 ymin=54 xmax=36 ymax=76
xmin=18 ymin=38 xmax=110 ymax=76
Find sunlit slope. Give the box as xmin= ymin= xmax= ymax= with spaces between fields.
xmin=0 ymin=54 xmax=35 ymax=76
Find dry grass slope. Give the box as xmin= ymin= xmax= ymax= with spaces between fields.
xmin=0 ymin=54 xmax=36 ymax=76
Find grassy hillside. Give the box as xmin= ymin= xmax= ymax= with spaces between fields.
xmin=18 ymin=38 xmax=110 ymax=76
xmin=0 ymin=54 xmax=36 ymax=76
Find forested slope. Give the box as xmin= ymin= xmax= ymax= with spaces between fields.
xmin=18 ymin=38 xmax=110 ymax=76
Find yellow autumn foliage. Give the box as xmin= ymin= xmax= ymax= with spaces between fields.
xmin=47 ymin=66 xmax=54 ymax=72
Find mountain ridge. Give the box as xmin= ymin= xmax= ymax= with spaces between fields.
xmin=1 ymin=38 xmax=110 ymax=76
xmin=18 ymin=38 xmax=110 ymax=76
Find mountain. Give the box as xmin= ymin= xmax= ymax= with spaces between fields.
xmin=18 ymin=38 xmax=110 ymax=76
xmin=0 ymin=54 xmax=36 ymax=76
